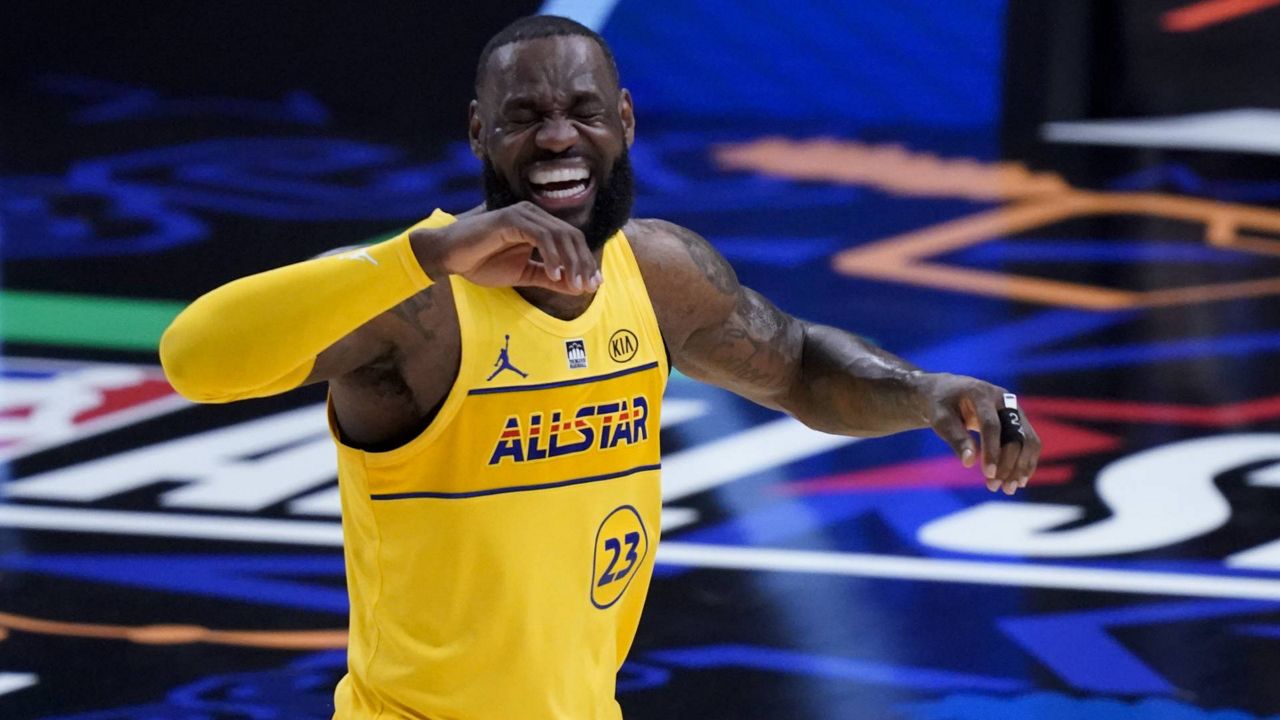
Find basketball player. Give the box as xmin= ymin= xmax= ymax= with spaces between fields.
xmin=160 ymin=15 xmax=1042 ymax=720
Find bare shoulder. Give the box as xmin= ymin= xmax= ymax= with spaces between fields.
xmin=624 ymin=218 xmax=740 ymax=348
xmin=625 ymin=218 xmax=739 ymax=294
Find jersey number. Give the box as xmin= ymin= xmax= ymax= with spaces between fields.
xmin=591 ymin=504 xmax=648 ymax=609
xmin=597 ymin=531 xmax=640 ymax=587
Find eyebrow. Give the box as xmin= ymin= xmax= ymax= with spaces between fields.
xmin=500 ymin=91 xmax=606 ymax=113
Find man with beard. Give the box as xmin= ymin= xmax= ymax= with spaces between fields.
xmin=160 ymin=14 xmax=1042 ymax=720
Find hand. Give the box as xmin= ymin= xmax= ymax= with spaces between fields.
xmin=914 ymin=373 xmax=1042 ymax=495
xmin=409 ymin=202 xmax=601 ymax=295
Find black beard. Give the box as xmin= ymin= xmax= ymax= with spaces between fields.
xmin=482 ymin=150 xmax=635 ymax=253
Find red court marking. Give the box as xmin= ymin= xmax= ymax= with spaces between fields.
xmin=778 ymin=394 xmax=1280 ymax=497
xmin=781 ymin=458 xmax=1075 ymax=496
xmin=72 ymin=378 xmax=175 ymax=424
xmin=1161 ymin=0 xmax=1280 ymax=32
xmin=780 ymin=408 xmax=1121 ymax=496
xmin=1025 ymin=394 xmax=1280 ymax=427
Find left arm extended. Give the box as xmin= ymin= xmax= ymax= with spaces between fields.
xmin=634 ymin=219 xmax=1041 ymax=494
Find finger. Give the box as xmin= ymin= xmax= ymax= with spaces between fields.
xmin=930 ymin=407 xmax=977 ymax=470
xmin=996 ymin=434 xmax=1020 ymax=482
xmin=516 ymin=259 xmax=578 ymax=294
xmin=997 ymin=441 xmax=1021 ymax=494
xmin=960 ymin=396 xmax=1002 ymax=481
xmin=484 ymin=244 xmax=571 ymax=293
xmin=523 ymin=222 xmax=566 ymax=284
xmin=1015 ymin=425 xmax=1042 ymax=488
xmin=555 ymin=222 xmax=594 ymax=291
xmin=507 ymin=203 xmax=564 ymax=281
xmin=522 ymin=204 xmax=594 ymax=290
xmin=530 ymin=212 xmax=582 ymax=290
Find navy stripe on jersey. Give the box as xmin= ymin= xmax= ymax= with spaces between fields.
xmin=370 ymin=463 xmax=662 ymax=500
xmin=468 ymin=361 xmax=660 ymax=396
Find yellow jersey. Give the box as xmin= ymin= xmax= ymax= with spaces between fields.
xmin=330 ymin=210 xmax=667 ymax=719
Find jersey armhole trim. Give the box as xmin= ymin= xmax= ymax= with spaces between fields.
xmin=614 ymin=228 xmax=671 ymax=387
xmin=350 ymin=273 xmax=473 ymax=467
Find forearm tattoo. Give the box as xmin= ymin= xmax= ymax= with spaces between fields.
xmin=706 ymin=289 xmax=797 ymax=389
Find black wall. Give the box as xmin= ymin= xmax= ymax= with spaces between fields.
xmin=1002 ymin=0 xmax=1280 ymax=179
xmin=2 ymin=0 xmax=542 ymax=150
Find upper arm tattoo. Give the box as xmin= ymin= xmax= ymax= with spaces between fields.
xmin=665 ymin=221 xmax=738 ymax=297
xmin=390 ymin=289 xmax=438 ymax=344
xmin=651 ymin=220 xmax=803 ymax=402
xmin=307 ymin=286 xmax=436 ymax=390
xmin=343 ymin=350 xmax=413 ymax=400
xmin=696 ymin=288 xmax=800 ymax=393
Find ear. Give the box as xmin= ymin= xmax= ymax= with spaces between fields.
xmin=619 ymin=88 xmax=635 ymax=147
xmin=468 ymin=99 xmax=484 ymax=159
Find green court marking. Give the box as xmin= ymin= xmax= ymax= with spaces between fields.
xmin=0 ymin=231 xmax=405 ymax=352
xmin=0 ymin=291 xmax=186 ymax=351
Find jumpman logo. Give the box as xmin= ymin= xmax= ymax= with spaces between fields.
xmin=487 ymin=334 xmax=528 ymax=381
xmin=341 ymin=249 xmax=378 ymax=266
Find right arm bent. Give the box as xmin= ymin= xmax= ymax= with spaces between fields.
xmin=160 ymin=232 xmax=431 ymax=403
xmin=160 ymin=202 xmax=599 ymax=403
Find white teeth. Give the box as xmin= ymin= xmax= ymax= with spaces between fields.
xmin=529 ymin=167 xmax=590 ymax=185
xmin=538 ymin=182 xmax=588 ymax=199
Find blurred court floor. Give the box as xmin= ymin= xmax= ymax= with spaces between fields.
xmin=4 ymin=1 xmax=1280 ymax=718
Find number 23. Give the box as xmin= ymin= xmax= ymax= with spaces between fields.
xmin=597 ymin=531 xmax=640 ymax=587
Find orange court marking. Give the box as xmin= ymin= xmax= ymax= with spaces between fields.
xmin=0 ymin=610 xmax=346 ymax=649
xmin=714 ymin=138 xmax=1280 ymax=310
xmin=1161 ymin=0 xmax=1280 ymax=32
xmin=716 ymin=137 xmax=1071 ymax=201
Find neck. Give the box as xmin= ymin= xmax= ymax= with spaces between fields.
xmin=515 ymin=286 xmax=597 ymax=320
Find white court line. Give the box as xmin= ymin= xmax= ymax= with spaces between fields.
xmin=659 ymin=506 xmax=699 ymax=531
xmin=0 ymin=673 xmax=37 ymax=697
xmin=658 ymin=542 xmax=1280 ymax=601
xmin=6 ymin=504 xmax=1280 ymax=601
xmin=1042 ymin=109 xmax=1280 ymax=156
xmin=0 ymin=505 xmax=342 ymax=546
xmin=661 ymin=417 xmax=858 ymax=502
xmin=538 ymin=0 xmax=622 ymax=30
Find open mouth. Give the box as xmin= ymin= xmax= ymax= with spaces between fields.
xmin=527 ymin=165 xmax=594 ymax=210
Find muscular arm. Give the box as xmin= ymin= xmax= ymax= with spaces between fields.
xmin=636 ymin=219 xmax=927 ymax=436
xmin=633 ymin=218 xmax=1042 ymax=492
xmin=780 ymin=324 xmax=931 ymax=436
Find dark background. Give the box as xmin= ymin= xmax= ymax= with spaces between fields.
xmin=6 ymin=1 xmax=1280 ymax=718
xmin=2 ymin=0 xmax=542 ymax=148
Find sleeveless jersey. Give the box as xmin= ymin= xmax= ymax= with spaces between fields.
xmin=330 ymin=209 xmax=667 ymax=719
